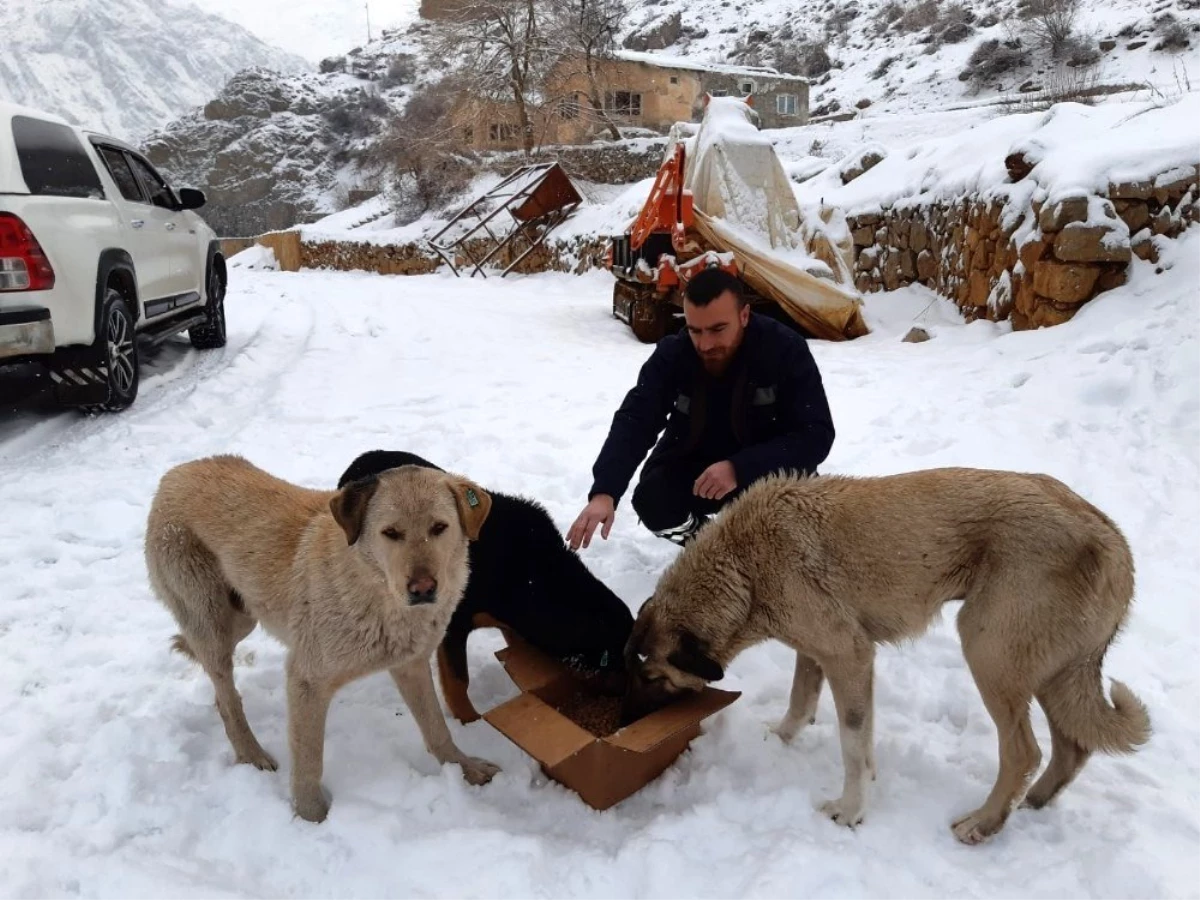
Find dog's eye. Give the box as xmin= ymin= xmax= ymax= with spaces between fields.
xmin=430 ymin=522 xmax=449 ymax=537
xmin=382 ymin=527 xmax=405 ymax=541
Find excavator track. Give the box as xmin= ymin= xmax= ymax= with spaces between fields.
xmin=612 ymin=280 xmax=674 ymax=344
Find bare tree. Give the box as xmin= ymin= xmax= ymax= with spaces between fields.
xmin=1021 ymin=0 xmax=1081 ymax=57
xmin=437 ymin=0 xmax=551 ymax=155
xmin=546 ymin=0 xmax=626 ymax=141
xmin=365 ymin=79 xmax=474 ymax=223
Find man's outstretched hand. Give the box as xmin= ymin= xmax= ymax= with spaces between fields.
xmin=694 ymin=461 xmax=737 ymax=500
xmin=566 ymin=494 xmax=616 ymax=550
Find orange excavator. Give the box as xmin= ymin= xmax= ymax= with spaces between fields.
xmin=606 ymin=142 xmax=735 ymax=343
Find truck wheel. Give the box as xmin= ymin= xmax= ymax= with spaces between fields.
xmin=190 ymin=262 xmax=226 ymax=349
xmin=81 ymin=287 xmax=139 ymax=412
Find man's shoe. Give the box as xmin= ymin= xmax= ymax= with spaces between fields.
xmin=654 ymin=513 xmax=709 ymax=547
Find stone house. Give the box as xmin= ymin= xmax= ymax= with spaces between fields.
xmin=447 ymin=51 xmax=808 ymax=153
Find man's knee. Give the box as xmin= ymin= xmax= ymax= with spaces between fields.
xmin=630 ymin=466 xmax=684 ymax=533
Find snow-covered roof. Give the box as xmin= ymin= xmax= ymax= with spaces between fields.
xmin=614 ymin=50 xmax=806 ymax=83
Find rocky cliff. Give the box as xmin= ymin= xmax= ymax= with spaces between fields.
xmin=143 ymin=31 xmax=422 ymax=236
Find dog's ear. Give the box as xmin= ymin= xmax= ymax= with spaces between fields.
xmin=329 ymin=476 xmax=379 ymax=545
xmin=447 ymin=477 xmax=492 ymax=540
xmin=668 ymin=630 xmax=724 ymax=682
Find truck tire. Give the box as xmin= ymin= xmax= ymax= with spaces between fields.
xmin=189 ymin=261 xmax=226 ymax=349
xmin=81 ymin=287 xmax=139 ymax=412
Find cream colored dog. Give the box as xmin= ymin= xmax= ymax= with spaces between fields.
xmin=623 ymin=468 xmax=1151 ymax=844
xmin=145 ymin=455 xmax=498 ymax=823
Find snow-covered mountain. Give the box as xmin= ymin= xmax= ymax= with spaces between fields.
xmin=0 ymin=0 xmax=309 ymax=141
xmin=176 ymin=0 xmax=424 ymax=64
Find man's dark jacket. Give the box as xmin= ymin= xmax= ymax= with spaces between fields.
xmin=589 ymin=313 xmax=835 ymax=505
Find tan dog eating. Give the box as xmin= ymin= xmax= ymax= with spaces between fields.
xmin=623 ymin=468 xmax=1151 ymax=844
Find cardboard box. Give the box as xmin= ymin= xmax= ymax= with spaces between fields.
xmin=483 ymin=640 xmax=740 ymax=811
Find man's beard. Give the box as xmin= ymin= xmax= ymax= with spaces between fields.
xmin=701 ymin=350 xmax=733 ymax=375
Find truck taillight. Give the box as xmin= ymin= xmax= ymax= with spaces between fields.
xmin=0 ymin=213 xmax=56 ymax=291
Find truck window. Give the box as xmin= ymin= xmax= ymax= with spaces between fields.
xmin=11 ymin=115 xmax=105 ymax=200
xmin=95 ymin=146 xmax=146 ymax=203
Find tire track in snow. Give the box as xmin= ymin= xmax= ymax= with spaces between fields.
xmin=0 ymin=283 xmax=316 ymax=474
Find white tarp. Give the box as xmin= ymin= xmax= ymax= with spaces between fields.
xmin=668 ymin=98 xmax=869 ymax=340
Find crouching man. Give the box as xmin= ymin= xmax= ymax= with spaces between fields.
xmin=567 ymin=267 xmax=836 ymax=549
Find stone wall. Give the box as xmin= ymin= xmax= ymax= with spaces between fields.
xmin=299 ymin=238 xmax=440 ymax=275
xmin=489 ymin=139 xmax=668 ymax=186
xmin=847 ymin=165 xmax=1198 ymax=329
xmin=237 ymin=229 xmax=606 ymax=279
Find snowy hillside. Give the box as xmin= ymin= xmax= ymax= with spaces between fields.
xmin=176 ymin=0 xmax=424 ymax=64
xmin=621 ymin=0 xmax=1200 ymax=116
xmin=143 ymin=27 xmax=425 ymax=237
xmin=0 ymin=0 xmax=308 ymax=141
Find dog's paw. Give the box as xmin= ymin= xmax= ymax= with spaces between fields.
xmin=769 ymin=713 xmax=814 ymax=744
xmin=1019 ymin=789 xmax=1051 ymax=811
xmin=819 ymin=798 xmax=865 ymax=828
xmin=770 ymin=720 xmax=799 ymax=744
xmin=293 ymin=785 xmax=331 ymax=824
xmin=459 ymin=756 xmax=500 ymax=786
xmin=237 ymin=747 xmax=278 ymax=771
xmin=951 ymin=810 xmax=1002 ymax=845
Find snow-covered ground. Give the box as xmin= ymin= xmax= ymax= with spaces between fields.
xmin=790 ymin=93 xmax=1200 ymax=217
xmin=0 ymin=229 xmax=1197 ymax=897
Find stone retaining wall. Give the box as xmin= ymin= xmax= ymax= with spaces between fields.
xmin=238 ymin=230 xmax=608 ymax=278
xmin=298 ymin=238 xmax=440 ymax=275
xmin=847 ymin=165 xmax=1198 ymax=329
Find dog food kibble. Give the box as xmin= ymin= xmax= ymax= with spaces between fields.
xmin=555 ymin=690 xmax=623 ymax=737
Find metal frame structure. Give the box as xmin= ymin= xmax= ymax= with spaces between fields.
xmin=426 ymin=163 xmax=582 ymax=278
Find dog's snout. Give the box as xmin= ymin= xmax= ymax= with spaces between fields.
xmin=407 ymin=572 xmax=438 ymax=605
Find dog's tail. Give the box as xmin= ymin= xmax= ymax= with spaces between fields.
xmin=1039 ymin=655 xmax=1150 ymax=754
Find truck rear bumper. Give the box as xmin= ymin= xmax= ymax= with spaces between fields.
xmin=0 ymin=306 xmax=55 ymax=361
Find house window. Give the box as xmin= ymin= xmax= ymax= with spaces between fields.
xmin=710 ymin=88 xmax=728 ymax=97
xmin=669 ymin=75 xmax=679 ymax=85
xmin=488 ymin=123 xmax=518 ymax=142
xmin=740 ymin=80 xmax=755 ymax=95
xmin=558 ymin=97 xmax=580 ymax=119
xmin=776 ymin=93 xmax=799 ymax=116
xmin=604 ymin=91 xmax=642 ymax=116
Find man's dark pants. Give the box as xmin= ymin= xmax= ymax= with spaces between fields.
xmin=630 ymin=457 xmax=739 ymax=545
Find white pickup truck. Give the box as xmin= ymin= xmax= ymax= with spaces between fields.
xmin=0 ymin=100 xmax=226 ymax=412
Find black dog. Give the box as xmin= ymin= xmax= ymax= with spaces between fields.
xmin=338 ymin=450 xmax=634 ymax=722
